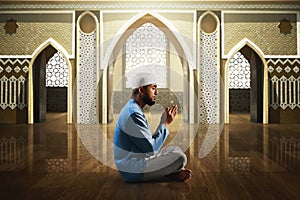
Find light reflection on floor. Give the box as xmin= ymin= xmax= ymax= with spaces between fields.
xmin=0 ymin=113 xmax=300 ymax=199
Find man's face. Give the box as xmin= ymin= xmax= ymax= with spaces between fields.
xmin=141 ymin=84 xmax=158 ymax=106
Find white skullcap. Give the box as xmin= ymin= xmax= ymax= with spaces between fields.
xmin=128 ymin=65 xmax=158 ymax=89
xmin=128 ymin=72 xmax=157 ymax=89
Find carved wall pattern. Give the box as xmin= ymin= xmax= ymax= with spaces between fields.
xmin=0 ymin=137 xmax=26 ymax=171
xmin=78 ymin=30 xmax=97 ymax=124
xmin=224 ymin=22 xmax=297 ymax=56
xmin=199 ymin=31 xmax=219 ymax=124
xmin=267 ymin=59 xmax=300 ymax=110
xmin=0 ymin=22 xmax=73 ymax=56
xmin=0 ymin=59 xmax=29 ymax=110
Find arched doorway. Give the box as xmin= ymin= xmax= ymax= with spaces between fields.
xmin=224 ymin=38 xmax=269 ymax=124
xmin=228 ymin=46 xmax=264 ymax=122
xmin=28 ymin=39 xmax=72 ymax=124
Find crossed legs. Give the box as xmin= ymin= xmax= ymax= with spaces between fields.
xmin=142 ymin=146 xmax=192 ymax=182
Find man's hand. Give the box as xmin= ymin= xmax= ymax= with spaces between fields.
xmin=161 ymin=105 xmax=178 ymax=126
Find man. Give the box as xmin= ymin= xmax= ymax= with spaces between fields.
xmin=113 ymin=71 xmax=192 ymax=182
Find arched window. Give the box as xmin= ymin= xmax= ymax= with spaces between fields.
xmin=46 ymin=51 xmax=68 ymax=87
xmin=125 ymin=23 xmax=167 ymax=88
xmin=228 ymin=51 xmax=250 ymax=89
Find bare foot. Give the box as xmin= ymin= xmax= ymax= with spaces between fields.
xmin=166 ymin=169 xmax=192 ymax=182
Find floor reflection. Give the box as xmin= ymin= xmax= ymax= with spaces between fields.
xmin=0 ymin=113 xmax=300 ymax=199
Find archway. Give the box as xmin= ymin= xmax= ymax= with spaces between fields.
xmin=102 ymin=13 xmax=194 ymax=124
xmin=225 ymin=40 xmax=268 ymax=124
xmin=28 ymin=39 xmax=72 ymax=124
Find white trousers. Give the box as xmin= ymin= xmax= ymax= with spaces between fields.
xmin=142 ymin=146 xmax=187 ymax=181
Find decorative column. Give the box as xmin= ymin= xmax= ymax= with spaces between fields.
xmin=77 ymin=12 xmax=99 ymax=124
xmin=198 ymin=12 xmax=220 ymax=124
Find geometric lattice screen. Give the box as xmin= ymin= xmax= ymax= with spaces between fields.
xmin=228 ymin=52 xmax=250 ymax=89
xmin=199 ymin=29 xmax=220 ymax=124
xmin=78 ymin=30 xmax=97 ymax=124
xmin=125 ymin=23 xmax=167 ymax=88
xmin=46 ymin=51 xmax=68 ymax=87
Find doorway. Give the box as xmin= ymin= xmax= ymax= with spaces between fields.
xmin=33 ymin=46 xmax=68 ymax=123
xmin=228 ymin=45 xmax=264 ymax=123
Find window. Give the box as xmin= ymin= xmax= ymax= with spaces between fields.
xmin=46 ymin=51 xmax=68 ymax=87
xmin=228 ymin=52 xmax=250 ymax=89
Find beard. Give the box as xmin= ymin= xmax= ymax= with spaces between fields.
xmin=142 ymin=92 xmax=155 ymax=106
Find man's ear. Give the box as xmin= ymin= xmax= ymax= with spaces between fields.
xmin=138 ymin=87 xmax=144 ymax=94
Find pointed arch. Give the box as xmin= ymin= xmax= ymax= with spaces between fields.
xmin=227 ymin=38 xmax=266 ymax=60
xmin=28 ymin=38 xmax=73 ymax=124
xmin=102 ymin=12 xmax=194 ymax=70
xmin=224 ymin=38 xmax=268 ymax=124
xmin=101 ymin=12 xmax=195 ymax=123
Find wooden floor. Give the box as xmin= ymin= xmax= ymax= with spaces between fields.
xmin=0 ymin=113 xmax=300 ymax=200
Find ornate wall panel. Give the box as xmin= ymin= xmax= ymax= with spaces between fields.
xmin=223 ymin=13 xmax=297 ymax=56
xmin=0 ymin=13 xmax=73 ymax=56
xmin=0 ymin=58 xmax=29 ymax=110
xmin=267 ymin=59 xmax=300 ymax=110
xmin=78 ymin=30 xmax=97 ymax=124
xmin=199 ymin=29 xmax=220 ymax=124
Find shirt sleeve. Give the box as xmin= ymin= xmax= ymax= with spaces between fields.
xmin=124 ymin=111 xmax=169 ymax=155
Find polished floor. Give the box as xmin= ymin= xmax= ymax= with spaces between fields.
xmin=0 ymin=113 xmax=300 ymax=200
